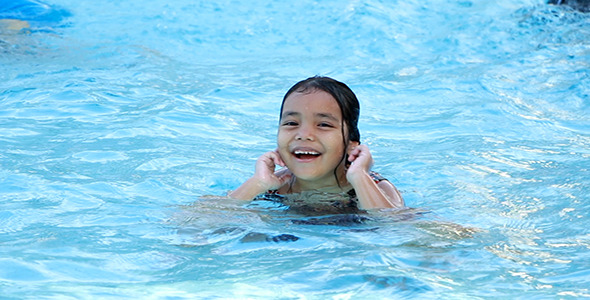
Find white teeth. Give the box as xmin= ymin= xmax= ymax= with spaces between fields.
xmin=294 ymin=150 xmax=320 ymax=155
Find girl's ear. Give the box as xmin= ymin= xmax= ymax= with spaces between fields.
xmin=347 ymin=141 xmax=360 ymax=155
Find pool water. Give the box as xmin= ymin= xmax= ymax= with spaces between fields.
xmin=1 ymin=0 xmax=589 ymax=298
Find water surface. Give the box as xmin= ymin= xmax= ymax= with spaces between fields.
xmin=1 ymin=0 xmax=589 ymax=298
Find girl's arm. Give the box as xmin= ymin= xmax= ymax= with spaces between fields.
xmin=228 ymin=150 xmax=292 ymax=200
xmin=346 ymin=145 xmax=404 ymax=209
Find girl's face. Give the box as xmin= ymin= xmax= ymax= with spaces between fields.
xmin=277 ymin=90 xmax=358 ymax=187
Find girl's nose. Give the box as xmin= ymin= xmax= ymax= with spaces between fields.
xmin=295 ymin=125 xmax=315 ymax=141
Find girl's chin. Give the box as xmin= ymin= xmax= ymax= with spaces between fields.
xmin=285 ymin=162 xmax=346 ymax=181
xmin=286 ymin=168 xmax=335 ymax=183
xmin=286 ymin=169 xmax=322 ymax=181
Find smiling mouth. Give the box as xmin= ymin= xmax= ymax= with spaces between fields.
xmin=293 ymin=150 xmax=321 ymax=160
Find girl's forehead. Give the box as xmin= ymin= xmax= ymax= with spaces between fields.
xmin=283 ymin=90 xmax=341 ymax=114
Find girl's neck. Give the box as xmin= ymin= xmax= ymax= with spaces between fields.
xmin=287 ymin=169 xmax=351 ymax=194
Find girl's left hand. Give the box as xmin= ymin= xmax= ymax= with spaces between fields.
xmin=346 ymin=144 xmax=374 ymax=182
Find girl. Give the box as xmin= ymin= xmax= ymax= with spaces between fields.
xmin=229 ymin=76 xmax=404 ymax=212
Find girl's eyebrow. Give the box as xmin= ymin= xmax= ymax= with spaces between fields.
xmin=281 ymin=111 xmax=340 ymax=122
xmin=281 ymin=111 xmax=300 ymax=119
xmin=316 ymin=112 xmax=339 ymax=122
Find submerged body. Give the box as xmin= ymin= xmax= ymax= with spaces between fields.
xmin=256 ymin=171 xmax=391 ymax=215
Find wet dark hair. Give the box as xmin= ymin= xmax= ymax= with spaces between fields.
xmin=280 ymin=76 xmax=361 ymax=143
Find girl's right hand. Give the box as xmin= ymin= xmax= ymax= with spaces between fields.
xmin=229 ymin=150 xmax=292 ymax=200
xmin=253 ymin=150 xmax=292 ymax=191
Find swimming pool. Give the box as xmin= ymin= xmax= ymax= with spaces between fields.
xmin=1 ymin=0 xmax=589 ymax=298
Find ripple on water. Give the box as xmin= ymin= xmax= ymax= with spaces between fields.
xmin=0 ymin=0 xmax=588 ymax=298
xmin=71 ymin=150 xmax=129 ymax=163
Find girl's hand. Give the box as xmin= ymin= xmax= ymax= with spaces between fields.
xmin=253 ymin=150 xmax=292 ymax=191
xmin=345 ymin=145 xmax=405 ymax=209
xmin=346 ymin=144 xmax=374 ymax=183
xmin=228 ymin=150 xmax=292 ymax=200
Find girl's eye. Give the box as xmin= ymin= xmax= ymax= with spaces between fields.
xmin=318 ymin=122 xmax=334 ymax=128
xmin=282 ymin=121 xmax=298 ymax=126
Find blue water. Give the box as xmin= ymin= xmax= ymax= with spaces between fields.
xmin=1 ymin=0 xmax=589 ymax=298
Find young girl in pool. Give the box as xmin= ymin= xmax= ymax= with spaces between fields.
xmin=229 ymin=76 xmax=404 ymax=212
